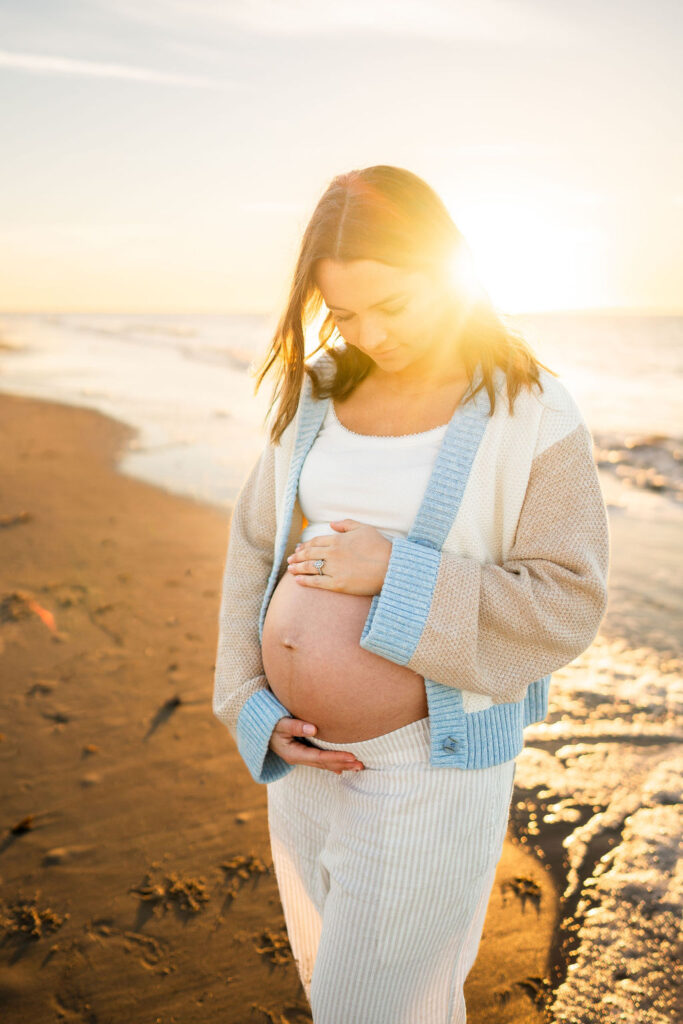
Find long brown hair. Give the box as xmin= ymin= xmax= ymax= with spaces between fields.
xmin=252 ymin=165 xmax=556 ymax=445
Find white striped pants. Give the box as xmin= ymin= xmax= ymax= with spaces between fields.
xmin=266 ymin=715 xmax=516 ymax=1023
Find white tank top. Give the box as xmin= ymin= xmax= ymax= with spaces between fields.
xmin=298 ymin=399 xmax=448 ymax=544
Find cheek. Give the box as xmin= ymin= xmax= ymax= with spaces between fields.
xmin=336 ymin=323 xmax=355 ymax=343
xmin=409 ymin=303 xmax=447 ymax=343
xmin=397 ymin=311 xmax=431 ymax=347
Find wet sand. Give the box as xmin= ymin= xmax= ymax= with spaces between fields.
xmin=0 ymin=390 xmax=679 ymax=1023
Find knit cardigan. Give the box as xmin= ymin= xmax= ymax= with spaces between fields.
xmin=213 ymin=349 xmax=610 ymax=785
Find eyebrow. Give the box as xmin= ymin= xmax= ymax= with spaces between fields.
xmin=327 ymin=291 xmax=407 ymax=313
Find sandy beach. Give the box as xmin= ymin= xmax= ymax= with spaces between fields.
xmin=1 ymin=390 xmax=680 ymax=1023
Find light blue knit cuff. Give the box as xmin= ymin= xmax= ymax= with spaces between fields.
xmin=359 ymin=536 xmax=442 ymax=664
xmin=236 ymin=687 xmax=295 ymax=785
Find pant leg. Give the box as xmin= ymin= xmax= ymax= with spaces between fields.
xmin=309 ymin=756 xmax=517 ymax=1024
xmin=266 ymin=764 xmax=333 ymax=1001
xmin=447 ymin=760 xmax=517 ymax=1021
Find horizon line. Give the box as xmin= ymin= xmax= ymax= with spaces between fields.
xmin=1 ymin=305 xmax=682 ymax=318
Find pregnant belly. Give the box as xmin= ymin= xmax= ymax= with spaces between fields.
xmin=261 ymin=568 xmax=428 ymax=742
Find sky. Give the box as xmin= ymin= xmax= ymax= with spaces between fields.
xmin=1 ymin=1 xmax=681 ymax=315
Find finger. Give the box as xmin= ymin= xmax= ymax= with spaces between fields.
xmin=292 ymin=572 xmax=333 ymax=587
xmin=289 ymin=745 xmax=364 ymax=773
xmin=276 ymin=718 xmax=339 ymax=746
xmin=274 ymin=721 xmax=363 ymax=772
xmin=276 ymin=734 xmax=363 ymax=772
xmin=280 ymin=718 xmax=318 ymax=739
xmin=287 ymin=557 xmax=320 ymax=573
xmin=328 ymin=519 xmax=361 ymax=532
xmin=299 ymin=536 xmax=333 ymax=552
xmin=287 ymin=543 xmax=332 ymax=565
xmin=287 ymin=559 xmax=332 ymax=579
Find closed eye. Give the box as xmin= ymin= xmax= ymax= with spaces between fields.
xmin=333 ymin=304 xmax=407 ymax=323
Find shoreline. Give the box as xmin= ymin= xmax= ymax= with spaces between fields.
xmin=1 ymin=389 xmax=679 ymax=1023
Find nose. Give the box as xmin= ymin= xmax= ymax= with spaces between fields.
xmin=357 ymin=317 xmax=389 ymax=353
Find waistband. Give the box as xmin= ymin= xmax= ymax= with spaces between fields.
xmin=306 ymin=716 xmax=431 ymax=769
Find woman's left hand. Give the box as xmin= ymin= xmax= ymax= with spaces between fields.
xmin=286 ymin=519 xmax=393 ymax=596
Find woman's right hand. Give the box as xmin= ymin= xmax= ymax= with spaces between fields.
xmin=269 ymin=718 xmax=364 ymax=775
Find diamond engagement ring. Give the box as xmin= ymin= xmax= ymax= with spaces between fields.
xmin=314 ymin=558 xmax=326 ymax=576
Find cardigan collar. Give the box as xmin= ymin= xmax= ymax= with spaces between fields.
xmin=258 ymin=356 xmax=499 ymax=640
xmin=299 ymin=355 xmax=496 ymax=545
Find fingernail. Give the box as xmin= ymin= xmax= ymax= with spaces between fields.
xmin=303 ymin=724 xmax=316 ymax=735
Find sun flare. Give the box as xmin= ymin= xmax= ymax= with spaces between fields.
xmin=447 ymin=197 xmax=609 ymax=315
xmin=447 ymin=243 xmax=488 ymax=307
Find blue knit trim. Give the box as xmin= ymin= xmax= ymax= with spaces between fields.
xmin=408 ymin=362 xmax=491 ymax=549
xmin=424 ymin=678 xmax=468 ymax=766
xmin=258 ymin=371 xmax=329 ymax=643
xmin=523 ymin=674 xmax=551 ymax=726
xmin=236 ymin=687 xmax=296 ymax=784
xmin=359 ymin=362 xmax=491 ymax=667
xmin=425 ymin=674 xmax=552 ymax=768
xmin=360 ymin=537 xmax=442 ymax=662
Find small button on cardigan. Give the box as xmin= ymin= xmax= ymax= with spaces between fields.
xmin=212 ymin=348 xmax=610 ymax=785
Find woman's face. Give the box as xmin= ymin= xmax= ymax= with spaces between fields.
xmin=314 ymin=258 xmax=461 ymax=377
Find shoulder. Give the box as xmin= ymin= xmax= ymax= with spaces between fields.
xmin=494 ymin=365 xmax=590 ymax=459
xmin=267 ymin=348 xmax=336 ymax=458
xmin=528 ymin=368 xmax=591 ymax=460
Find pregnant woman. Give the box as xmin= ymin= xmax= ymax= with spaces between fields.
xmin=213 ymin=164 xmax=610 ymax=1022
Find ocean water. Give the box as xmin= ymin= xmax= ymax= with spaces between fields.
xmin=1 ymin=309 xmax=681 ymax=1021
xmin=0 ymin=311 xmax=681 ymax=512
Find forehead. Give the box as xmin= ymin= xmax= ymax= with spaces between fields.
xmin=314 ymin=259 xmax=419 ymax=306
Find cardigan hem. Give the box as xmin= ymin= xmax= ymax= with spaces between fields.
xmin=425 ymin=674 xmax=551 ymax=769
xmin=231 ymin=675 xmax=552 ymax=783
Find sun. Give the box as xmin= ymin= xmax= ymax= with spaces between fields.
xmin=446 ymin=243 xmax=488 ymax=307
xmin=445 ymin=196 xmax=609 ymax=314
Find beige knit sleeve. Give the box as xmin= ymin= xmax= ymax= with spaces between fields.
xmin=212 ymin=441 xmax=294 ymax=781
xmin=359 ymin=416 xmax=611 ymax=705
